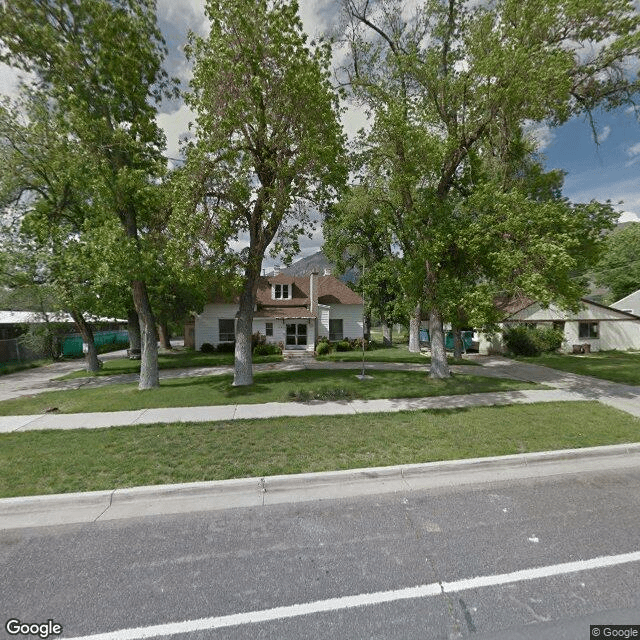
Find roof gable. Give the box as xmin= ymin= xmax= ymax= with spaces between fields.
xmin=255 ymin=275 xmax=362 ymax=307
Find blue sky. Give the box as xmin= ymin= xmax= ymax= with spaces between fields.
xmin=538 ymin=108 xmax=640 ymax=223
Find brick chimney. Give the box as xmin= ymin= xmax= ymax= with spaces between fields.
xmin=309 ymin=270 xmax=318 ymax=315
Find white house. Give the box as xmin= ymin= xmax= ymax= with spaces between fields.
xmin=476 ymin=297 xmax=640 ymax=354
xmin=611 ymin=288 xmax=640 ymax=317
xmin=192 ymin=271 xmax=364 ymax=352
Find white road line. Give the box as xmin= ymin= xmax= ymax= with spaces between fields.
xmin=64 ymin=550 xmax=640 ymax=640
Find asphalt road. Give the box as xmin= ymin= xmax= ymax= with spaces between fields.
xmin=2 ymin=468 xmax=640 ymax=640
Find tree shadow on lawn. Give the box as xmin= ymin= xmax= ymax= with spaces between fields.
xmin=160 ymin=374 xmax=272 ymax=400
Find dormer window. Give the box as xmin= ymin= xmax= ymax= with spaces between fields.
xmin=273 ymin=283 xmax=290 ymax=300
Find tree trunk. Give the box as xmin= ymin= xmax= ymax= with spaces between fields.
xmin=408 ymin=304 xmax=421 ymax=353
xmin=234 ymin=271 xmax=258 ymax=386
xmin=364 ymin=312 xmax=371 ymax=341
xmin=71 ymin=310 xmax=101 ymax=373
xmin=429 ymin=308 xmax=450 ymax=378
xmin=158 ymin=321 xmax=172 ymax=350
xmin=381 ymin=319 xmax=392 ymax=346
xmin=127 ymin=308 xmax=141 ymax=356
xmin=453 ymin=328 xmax=463 ymax=360
xmin=132 ymin=279 xmax=159 ymax=389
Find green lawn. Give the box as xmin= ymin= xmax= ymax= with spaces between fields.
xmin=0 ymin=359 xmax=52 ymax=376
xmin=57 ymin=349 xmax=283 ymax=379
xmin=0 ymin=369 xmax=537 ymax=415
xmin=317 ymin=343 xmax=477 ymax=365
xmin=1 ymin=401 xmax=637 ymax=498
xmin=519 ymin=351 xmax=640 ymax=385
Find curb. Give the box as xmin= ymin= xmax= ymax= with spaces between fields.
xmin=2 ymin=443 xmax=640 ymax=530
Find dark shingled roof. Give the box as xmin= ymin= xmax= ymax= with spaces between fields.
xmin=210 ymin=274 xmax=363 ymax=307
xmin=255 ymin=274 xmax=363 ymax=307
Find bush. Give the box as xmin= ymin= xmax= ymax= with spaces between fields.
xmin=335 ymin=340 xmax=352 ymax=352
xmin=200 ymin=343 xmax=215 ymax=353
xmin=96 ymin=339 xmax=129 ymax=355
xmin=287 ymin=386 xmax=357 ymax=402
xmin=350 ymin=337 xmax=370 ymax=351
xmin=215 ymin=342 xmax=235 ymax=353
xmin=503 ymin=325 xmax=564 ymax=357
xmin=252 ymin=332 xmax=266 ymax=349
xmin=316 ymin=341 xmax=331 ymax=356
xmin=253 ymin=343 xmax=281 ymax=356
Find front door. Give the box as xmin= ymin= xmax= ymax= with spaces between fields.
xmin=286 ymin=323 xmax=307 ymax=348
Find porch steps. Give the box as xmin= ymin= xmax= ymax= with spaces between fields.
xmin=283 ymin=350 xmax=316 ymax=361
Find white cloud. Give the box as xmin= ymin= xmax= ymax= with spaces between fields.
xmin=597 ymin=125 xmax=611 ymax=143
xmin=625 ymin=141 xmax=640 ymax=166
xmin=618 ymin=210 xmax=640 ymax=223
xmin=524 ymin=122 xmax=556 ymax=151
xmin=156 ymin=103 xmax=196 ymax=163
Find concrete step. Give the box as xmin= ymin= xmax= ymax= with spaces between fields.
xmin=283 ymin=350 xmax=315 ymax=360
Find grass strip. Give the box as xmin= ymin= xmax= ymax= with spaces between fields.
xmin=317 ymin=344 xmax=477 ymax=365
xmin=57 ymin=351 xmax=283 ymax=379
xmin=0 ymin=370 xmax=536 ymax=415
xmin=518 ymin=351 xmax=640 ymax=385
xmin=0 ymin=359 xmax=52 ymax=376
xmin=1 ymin=401 xmax=638 ymax=498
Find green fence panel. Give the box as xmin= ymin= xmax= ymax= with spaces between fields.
xmin=62 ymin=336 xmax=84 ymax=357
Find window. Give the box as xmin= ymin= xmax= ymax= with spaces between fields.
xmin=273 ymin=284 xmax=289 ymax=300
xmin=265 ymin=322 xmax=273 ymax=337
xmin=329 ymin=319 xmax=343 ymax=341
xmin=578 ymin=322 xmax=598 ymax=339
xmin=218 ymin=319 xmax=235 ymax=342
xmin=552 ymin=321 xmax=565 ymax=332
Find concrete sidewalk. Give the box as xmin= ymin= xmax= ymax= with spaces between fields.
xmin=0 ymin=388 xmax=589 ymax=433
xmin=2 ymin=442 xmax=639 ymax=530
xmin=0 ymin=356 xmax=639 ymax=431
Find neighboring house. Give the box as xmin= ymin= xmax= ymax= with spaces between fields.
xmin=476 ymin=297 xmax=640 ymax=354
xmin=194 ymin=270 xmax=364 ymax=352
xmin=610 ymin=288 xmax=640 ymax=317
xmin=0 ymin=310 xmax=127 ymax=362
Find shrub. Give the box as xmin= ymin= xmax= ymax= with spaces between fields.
xmin=252 ymin=332 xmax=266 ymax=348
xmin=535 ymin=326 xmax=564 ymax=353
xmin=253 ymin=343 xmax=281 ymax=356
xmin=503 ymin=325 xmax=564 ymax=357
xmin=215 ymin=341 xmax=236 ymax=353
xmin=96 ymin=339 xmax=129 ymax=355
xmin=316 ymin=341 xmax=331 ymax=356
xmin=335 ymin=340 xmax=352 ymax=352
xmin=350 ymin=337 xmax=370 ymax=351
xmin=200 ymin=343 xmax=215 ymax=353
xmin=287 ymin=386 xmax=356 ymax=402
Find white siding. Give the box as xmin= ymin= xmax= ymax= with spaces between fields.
xmin=506 ymin=301 xmax=640 ymax=352
xmin=611 ymin=289 xmax=640 ymax=316
xmin=194 ymin=304 xmax=238 ymax=349
xmin=196 ymin=302 xmax=362 ymax=351
xmin=254 ymin=319 xmax=285 ymax=346
xmin=511 ymin=301 xmax=633 ymax=322
xmin=329 ymin=305 xmax=363 ymax=340
xmin=317 ymin=305 xmax=330 ymax=339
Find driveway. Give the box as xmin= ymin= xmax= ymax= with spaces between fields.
xmin=2 ymin=353 xmax=639 ymax=417
xmin=0 ymin=349 xmax=128 ymax=402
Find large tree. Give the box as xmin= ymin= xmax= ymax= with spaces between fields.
xmin=340 ymin=0 xmax=640 ymax=377
xmin=0 ymin=92 xmax=109 ymax=371
xmin=594 ymin=222 xmax=640 ymax=302
xmin=0 ymin=0 xmax=174 ymax=388
xmin=180 ymin=0 xmax=346 ymax=386
xmin=324 ymin=185 xmax=408 ymax=345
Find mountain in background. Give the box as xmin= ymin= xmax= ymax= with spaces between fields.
xmin=279 ymin=251 xmax=359 ymax=283
xmin=279 ymin=251 xmax=333 ymax=276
